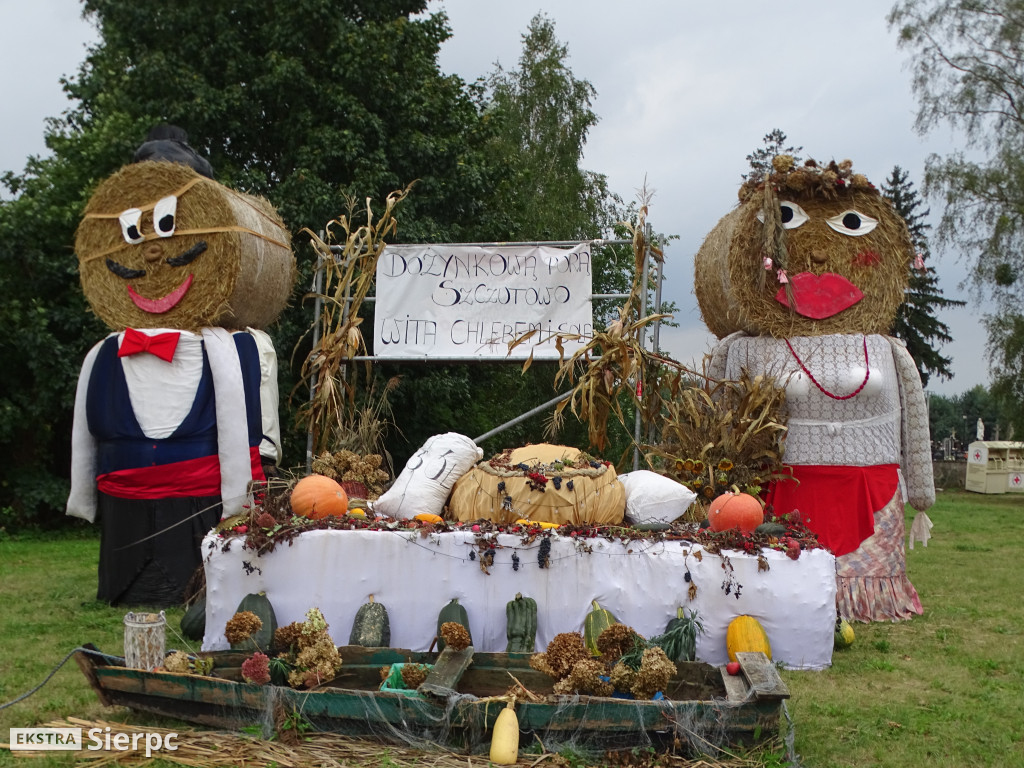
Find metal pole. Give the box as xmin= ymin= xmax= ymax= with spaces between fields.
xmin=649 ymin=231 xmax=664 ymax=447
xmin=633 ymin=225 xmax=651 ymax=471
xmin=305 ymin=239 xmax=326 ymax=474
xmin=473 ymin=391 xmax=573 ymax=444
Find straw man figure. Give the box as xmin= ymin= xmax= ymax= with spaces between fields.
xmin=695 ymin=156 xmax=934 ymax=622
xmin=67 ymin=127 xmax=295 ymax=606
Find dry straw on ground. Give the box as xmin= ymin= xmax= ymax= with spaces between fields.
xmin=76 ymin=162 xmax=294 ymax=331
xmin=35 ymin=717 xmax=779 ymax=768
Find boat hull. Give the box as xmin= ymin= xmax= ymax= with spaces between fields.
xmin=76 ymin=645 xmax=787 ymax=754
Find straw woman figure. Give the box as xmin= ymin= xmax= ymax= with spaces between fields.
xmin=695 ymin=156 xmax=934 ymax=622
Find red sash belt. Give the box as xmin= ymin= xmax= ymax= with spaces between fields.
xmin=97 ymin=447 xmax=265 ymax=499
xmin=766 ymin=464 xmax=899 ymax=557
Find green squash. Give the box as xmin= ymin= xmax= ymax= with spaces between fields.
xmin=505 ymin=593 xmax=538 ymax=654
xmin=631 ymin=521 xmax=671 ymax=533
xmin=583 ymin=600 xmax=617 ymax=656
xmin=231 ymin=592 xmax=277 ymax=652
xmin=180 ymin=595 xmax=206 ymax=642
xmin=437 ymin=598 xmax=471 ymax=652
xmin=754 ymin=522 xmax=788 ymax=537
xmin=834 ymin=617 xmax=856 ymax=649
xmin=349 ymin=595 xmax=391 ymax=647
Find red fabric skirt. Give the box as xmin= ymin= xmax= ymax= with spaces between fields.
xmin=766 ymin=464 xmax=899 ymax=557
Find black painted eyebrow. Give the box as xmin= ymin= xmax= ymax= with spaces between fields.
xmin=105 ymin=258 xmax=146 ymax=280
xmin=166 ymin=240 xmax=208 ymax=267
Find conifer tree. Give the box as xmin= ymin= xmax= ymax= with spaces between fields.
xmin=883 ymin=165 xmax=965 ymax=387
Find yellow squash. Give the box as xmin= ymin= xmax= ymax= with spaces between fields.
xmin=726 ymin=615 xmax=772 ymax=662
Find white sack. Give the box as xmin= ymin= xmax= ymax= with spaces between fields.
xmin=619 ymin=470 xmax=697 ymax=524
xmin=373 ymin=432 xmax=483 ymax=519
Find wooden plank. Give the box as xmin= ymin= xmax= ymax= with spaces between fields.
xmin=735 ymin=652 xmax=790 ymax=700
xmin=73 ymin=646 xmax=113 ymax=708
xmin=418 ymin=645 xmax=474 ymax=699
xmin=720 ymin=667 xmax=751 ymax=703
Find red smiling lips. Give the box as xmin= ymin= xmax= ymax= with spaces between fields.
xmin=775 ymin=272 xmax=863 ymax=319
xmin=127 ymin=274 xmax=194 ymax=314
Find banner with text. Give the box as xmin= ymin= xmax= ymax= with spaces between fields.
xmin=374 ymin=243 xmax=593 ymax=359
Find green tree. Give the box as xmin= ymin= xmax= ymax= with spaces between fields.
xmin=0 ymin=0 xmax=502 ymax=525
xmin=882 ymin=165 xmax=965 ymax=387
xmin=986 ymin=312 xmax=1024 ymax=437
xmin=385 ymin=14 xmax=645 ymax=465
xmin=484 ymin=14 xmax=622 ymax=242
xmin=927 ymin=391 xmax=961 ymax=448
xmin=742 ymin=129 xmax=803 ymax=183
xmin=888 ymin=1 xmax=1024 ymax=415
xmin=955 ymin=384 xmax=1010 ymax=441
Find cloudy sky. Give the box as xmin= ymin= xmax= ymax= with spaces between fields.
xmin=1 ymin=0 xmax=985 ymax=397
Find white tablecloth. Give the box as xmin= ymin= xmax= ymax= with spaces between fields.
xmin=202 ymin=529 xmax=836 ymax=670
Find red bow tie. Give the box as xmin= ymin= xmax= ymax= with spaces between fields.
xmin=118 ymin=328 xmax=181 ymax=362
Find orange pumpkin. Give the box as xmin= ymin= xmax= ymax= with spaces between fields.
xmin=708 ymin=492 xmax=763 ymax=533
xmin=291 ymin=474 xmax=349 ymax=520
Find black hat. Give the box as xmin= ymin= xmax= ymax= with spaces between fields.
xmin=133 ymin=124 xmax=214 ymax=178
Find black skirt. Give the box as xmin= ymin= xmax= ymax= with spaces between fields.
xmin=96 ymin=493 xmax=221 ymax=607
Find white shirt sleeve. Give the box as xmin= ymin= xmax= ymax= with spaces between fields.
xmin=247 ymin=327 xmax=282 ymax=465
xmin=67 ymin=338 xmax=108 ymax=522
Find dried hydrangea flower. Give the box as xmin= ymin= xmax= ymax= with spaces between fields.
xmin=224 ymin=611 xmax=262 ymax=645
xmin=440 ymin=621 xmax=471 ymax=651
xmin=241 ymin=652 xmax=271 ymax=685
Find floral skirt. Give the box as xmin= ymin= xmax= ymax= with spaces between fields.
xmin=835 ymin=490 xmax=922 ymax=622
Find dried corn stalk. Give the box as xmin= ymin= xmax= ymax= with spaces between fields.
xmin=297 ymin=186 xmax=412 ymax=457
xmin=649 ymin=367 xmax=789 ymax=509
xmin=509 ymin=189 xmax=679 ymax=453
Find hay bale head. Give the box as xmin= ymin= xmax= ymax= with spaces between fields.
xmin=694 ymin=207 xmax=747 ymax=339
xmin=694 ymin=158 xmax=913 ymax=339
xmin=76 ymin=162 xmax=295 ymax=331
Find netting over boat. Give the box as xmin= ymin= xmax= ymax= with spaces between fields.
xmin=242 ymin=684 xmax=776 ymax=758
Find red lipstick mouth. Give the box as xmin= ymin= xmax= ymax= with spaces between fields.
xmin=775 ymin=272 xmax=863 ymax=319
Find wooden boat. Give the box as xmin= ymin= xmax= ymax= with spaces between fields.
xmin=75 ymin=644 xmax=788 ymax=755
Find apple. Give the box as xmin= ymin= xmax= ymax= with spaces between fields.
xmin=726 ymin=661 xmax=741 ymax=676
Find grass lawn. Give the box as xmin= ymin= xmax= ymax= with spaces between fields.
xmin=1 ymin=489 xmax=1023 ymax=767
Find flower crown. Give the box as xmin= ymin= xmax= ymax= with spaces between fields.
xmin=738 ymin=156 xmax=877 ymax=203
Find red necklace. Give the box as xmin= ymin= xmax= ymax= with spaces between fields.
xmin=785 ymin=336 xmax=870 ymax=401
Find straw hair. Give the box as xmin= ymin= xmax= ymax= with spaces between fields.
xmin=695 ymin=158 xmax=913 ymax=339
xmin=76 ymin=162 xmax=295 ymax=331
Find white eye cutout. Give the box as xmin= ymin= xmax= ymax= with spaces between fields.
xmin=826 ymin=210 xmax=878 ymax=236
xmin=118 ymin=208 xmax=145 ymax=244
xmin=756 ymin=200 xmax=809 ymax=230
xmin=153 ymin=195 xmax=178 ymax=237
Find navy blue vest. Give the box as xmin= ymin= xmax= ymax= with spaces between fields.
xmin=86 ymin=333 xmax=263 ymax=476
